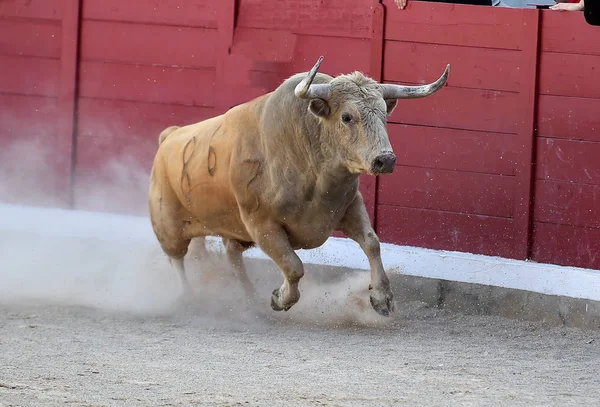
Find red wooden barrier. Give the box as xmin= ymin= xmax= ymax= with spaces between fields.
xmin=532 ymin=11 xmax=600 ymax=269
xmin=377 ymin=1 xmax=540 ymax=260
xmin=1 ymin=0 xmax=600 ymax=271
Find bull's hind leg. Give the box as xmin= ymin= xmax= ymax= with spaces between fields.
xmin=337 ymin=193 xmax=395 ymax=317
xmin=222 ymin=238 xmax=257 ymax=301
xmin=250 ymin=222 xmax=304 ymax=312
xmin=169 ymin=256 xmax=194 ymax=300
xmin=149 ymin=176 xmax=194 ymax=301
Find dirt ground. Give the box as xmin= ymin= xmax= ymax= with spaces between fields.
xmin=2 ymin=233 xmax=600 ymax=406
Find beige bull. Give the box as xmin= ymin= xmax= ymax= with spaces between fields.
xmin=149 ymin=57 xmax=450 ymax=316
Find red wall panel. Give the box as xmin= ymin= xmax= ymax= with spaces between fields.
xmin=532 ymin=222 xmax=600 ymax=270
xmin=388 ymin=124 xmax=518 ymax=176
xmin=377 ymin=205 xmax=515 ymax=258
xmin=382 ymin=0 xmax=524 ymax=50
xmin=236 ymin=0 xmax=374 ymax=39
xmin=379 ymin=167 xmax=515 ymax=218
xmin=0 ymin=0 xmax=61 ymax=20
xmin=535 ymin=180 xmax=600 ymax=229
xmin=81 ymin=0 xmax=218 ymax=28
xmin=536 ymin=138 xmax=600 ymax=185
xmin=0 ymin=19 xmax=61 ymax=58
xmin=531 ymin=11 xmax=600 ymax=270
xmin=378 ymin=1 xmax=539 ymax=260
xmin=78 ymin=62 xmax=216 ymax=106
xmin=0 ymin=1 xmax=68 ymax=206
xmin=388 ymin=87 xmax=521 ymax=134
xmin=80 ymin=21 xmax=219 ymax=68
xmin=537 ymin=95 xmax=600 ymax=141
xmin=383 ymin=41 xmax=522 ymax=92
xmin=0 ymin=55 xmax=60 ymax=97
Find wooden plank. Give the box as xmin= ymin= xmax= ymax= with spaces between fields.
xmin=0 ymin=130 xmax=66 ymax=208
xmin=225 ymin=35 xmax=372 ymax=95
xmin=0 ymin=19 xmax=61 ymax=58
xmin=78 ymin=62 xmax=216 ymax=107
xmin=383 ymin=41 xmax=521 ymax=92
xmin=82 ymin=0 xmax=218 ymax=29
xmin=534 ymin=179 xmax=600 ymax=229
xmin=0 ymin=55 xmax=60 ymax=97
xmin=537 ymin=95 xmax=600 ymax=141
xmin=382 ymin=0 xmax=526 ymax=50
xmin=388 ymin=124 xmax=518 ymax=175
xmin=536 ymin=138 xmax=600 ymax=185
xmin=0 ymin=94 xmax=65 ymax=208
xmin=74 ymin=133 xmax=158 ymax=175
xmin=236 ymin=0 xmax=374 ymax=39
xmin=0 ymin=94 xmax=58 ymax=142
xmin=387 ymin=87 xmax=520 ymax=134
xmin=288 ymin=35 xmax=371 ymax=77
xmin=231 ymin=28 xmax=297 ymax=63
xmin=376 ymin=205 xmax=516 ymax=258
xmin=539 ymin=52 xmax=600 ymax=99
xmin=378 ymin=167 xmax=515 ymax=218
xmin=77 ymin=98 xmax=216 ymax=140
xmin=540 ymin=10 xmax=600 ymax=55
xmin=73 ymin=134 xmax=156 ymax=216
xmin=80 ymin=21 xmax=218 ymax=68
xmin=0 ymin=0 xmax=61 ymax=20
xmin=73 ymin=173 xmax=151 ymax=217
xmin=531 ymin=222 xmax=600 ymax=270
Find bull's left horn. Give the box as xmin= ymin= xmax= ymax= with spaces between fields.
xmin=294 ymin=56 xmax=332 ymax=100
xmin=380 ymin=64 xmax=450 ymax=99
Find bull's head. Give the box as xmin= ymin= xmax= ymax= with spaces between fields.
xmin=294 ymin=56 xmax=450 ymax=176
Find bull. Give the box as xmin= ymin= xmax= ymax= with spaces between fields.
xmin=149 ymin=57 xmax=449 ymax=316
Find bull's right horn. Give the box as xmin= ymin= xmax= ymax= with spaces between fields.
xmin=380 ymin=64 xmax=450 ymax=99
xmin=294 ymin=56 xmax=332 ymax=100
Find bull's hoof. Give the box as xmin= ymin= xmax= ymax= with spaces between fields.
xmin=270 ymin=288 xmax=295 ymax=312
xmin=369 ymin=290 xmax=396 ymax=317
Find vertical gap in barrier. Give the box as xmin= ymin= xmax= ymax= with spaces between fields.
xmin=514 ymin=9 xmax=541 ymax=260
xmin=58 ymin=0 xmax=82 ymax=208
xmin=215 ymin=0 xmax=238 ymax=112
xmin=370 ymin=0 xmax=386 ymax=232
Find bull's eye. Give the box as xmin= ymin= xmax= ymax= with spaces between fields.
xmin=341 ymin=113 xmax=353 ymax=124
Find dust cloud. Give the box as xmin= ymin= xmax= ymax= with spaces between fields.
xmin=0 ymin=137 xmax=392 ymax=329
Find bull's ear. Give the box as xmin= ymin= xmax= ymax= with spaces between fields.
xmin=308 ymin=99 xmax=330 ymax=118
xmin=385 ymin=99 xmax=398 ymax=116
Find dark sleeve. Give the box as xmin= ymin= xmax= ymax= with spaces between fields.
xmin=585 ymin=0 xmax=600 ymax=25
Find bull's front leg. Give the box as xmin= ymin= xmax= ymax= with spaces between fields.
xmin=337 ymin=193 xmax=395 ymax=316
xmin=251 ymin=221 xmax=304 ymax=312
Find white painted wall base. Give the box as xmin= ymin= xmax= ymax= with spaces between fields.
xmin=3 ymin=203 xmax=600 ymax=302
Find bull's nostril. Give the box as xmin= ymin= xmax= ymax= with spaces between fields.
xmin=371 ymin=153 xmax=396 ymax=174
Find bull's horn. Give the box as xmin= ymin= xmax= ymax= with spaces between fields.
xmin=380 ymin=64 xmax=450 ymax=99
xmin=294 ymin=55 xmax=332 ymax=100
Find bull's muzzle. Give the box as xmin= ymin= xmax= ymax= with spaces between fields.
xmin=371 ymin=153 xmax=396 ymax=175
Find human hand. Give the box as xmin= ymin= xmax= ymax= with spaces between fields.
xmin=550 ymin=0 xmax=584 ymax=10
xmin=394 ymin=0 xmax=408 ymax=9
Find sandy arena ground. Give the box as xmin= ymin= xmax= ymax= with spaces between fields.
xmin=2 ymin=225 xmax=600 ymax=406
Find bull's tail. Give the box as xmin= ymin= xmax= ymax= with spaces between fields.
xmin=158 ymin=125 xmax=180 ymax=146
